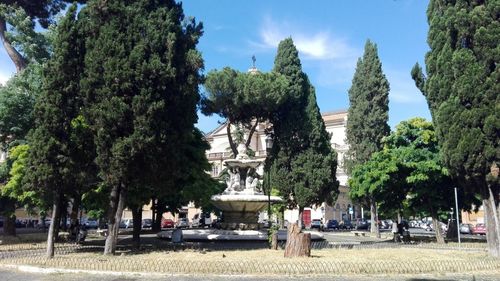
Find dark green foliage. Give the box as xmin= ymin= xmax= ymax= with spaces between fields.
xmin=344 ymin=40 xmax=390 ymax=175
xmin=0 ymin=1 xmax=86 ymax=70
xmin=202 ymin=67 xmax=288 ymax=155
xmin=0 ymin=1 xmax=84 ymax=28
xmin=24 ymin=4 xmax=81 ymax=203
xmin=80 ymin=0 xmax=212 ymax=251
xmin=269 ymin=38 xmax=338 ymax=210
xmin=412 ymin=0 xmax=498 ymax=192
xmin=203 ymin=68 xmax=289 ymax=124
xmin=412 ymin=0 xmax=499 ymax=255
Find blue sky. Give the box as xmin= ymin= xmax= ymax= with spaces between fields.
xmin=0 ymin=0 xmax=432 ymax=134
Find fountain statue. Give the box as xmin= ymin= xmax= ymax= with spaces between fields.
xmin=211 ymin=143 xmax=282 ymax=230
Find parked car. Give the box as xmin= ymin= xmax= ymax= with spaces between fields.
xmin=15 ymin=219 xmax=26 ymax=228
xmin=85 ymin=219 xmax=99 ymax=229
xmin=354 ymin=219 xmax=370 ymax=230
xmin=339 ymin=220 xmax=354 ymax=230
xmin=323 ymin=219 xmax=339 ymax=231
xmin=161 ymin=218 xmax=175 ymax=228
xmin=36 ymin=219 xmax=51 ymax=229
xmin=192 ymin=213 xmax=212 ymax=228
xmin=141 ymin=219 xmax=152 ymax=229
xmin=176 ymin=218 xmax=189 ymax=228
xmin=120 ymin=219 xmax=133 ymax=229
xmin=459 ymin=223 xmax=473 ymax=234
xmin=472 ymin=223 xmax=486 ymax=235
xmin=310 ymin=219 xmax=322 ymax=230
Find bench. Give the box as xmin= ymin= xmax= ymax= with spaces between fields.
xmin=352 ymin=231 xmax=366 ymax=236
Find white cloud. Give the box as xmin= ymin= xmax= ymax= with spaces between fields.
xmin=256 ymin=17 xmax=358 ymax=61
xmin=252 ymin=16 xmax=360 ymax=88
xmin=386 ymin=68 xmax=426 ymax=104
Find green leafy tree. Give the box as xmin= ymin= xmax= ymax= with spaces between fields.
xmin=344 ymin=40 xmax=390 ymax=237
xmin=80 ymin=0 xmax=206 ymax=254
xmin=412 ymin=0 xmax=499 ymax=257
xmin=350 ymin=118 xmax=480 ymax=243
xmin=269 ymin=38 xmax=338 ymax=227
xmin=24 ymin=4 xmax=82 ymax=258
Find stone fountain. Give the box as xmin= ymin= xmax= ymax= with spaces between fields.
xmin=211 ymin=143 xmax=282 ymax=230
xmin=157 ymin=142 xmax=324 ymax=241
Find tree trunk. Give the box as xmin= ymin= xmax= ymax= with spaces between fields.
xmin=284 ymin=223 xmax=311 ymax=258
xmin=431 ymin=215 xmax=445 ymax=244
xmin=245 ymin=120 xmax=259 ymax=148
xmin=131 ymin=205 xmax=142 ymax=250
xmin=226 ymin=122 xmax=237 ymax=157
xmin=446 ymin=219 xmax=458 ymax=240
xmin=3 ymin=215 xmax=16 ymax=236
xmin=483 ymin=191 xmax=500 ymax=257
xmin=152 ymin=200 xmax=165 ymax=232
xmin=370 ymin=198 xmax=380 ymax=238
xmin=298 ymin=206 xmax=303 ymax=229
xmin=2 ymin=199 xmax=16 ymax=236
xmin=104 ymin=184 xmax=126 ymax=255
xmin=0 ymin=18 xmax=27 ymax=72
xmin=271 ymin=232 xmax=278 ymax=250
xmin=47 ymin=195 xmax=61 ymax=258
xmin=70 ymin=195 xmax=81 ymax=223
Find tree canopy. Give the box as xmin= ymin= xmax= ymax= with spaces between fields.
xmin=269 ymin=38 xmax=338 ymax=215
xmin=412 ymin=0 xmax=499 ymax=256
xmin=0 ymin=1 xmax=85 ymax=70
xmin=344 ymin=40 xmax=390 ymax=174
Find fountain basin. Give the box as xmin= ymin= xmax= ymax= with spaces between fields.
xmin=211 ymin=194 xmax=282 ymax=230
xmin=211 ymin=194 xmax=283 ymax=212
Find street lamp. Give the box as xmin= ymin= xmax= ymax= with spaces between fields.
xmin=265 ymin=135 xmax=274 ymax=225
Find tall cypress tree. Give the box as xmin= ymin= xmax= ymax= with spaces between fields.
xmin=25 ymin=4 xmax=81 ymax=258
xmin=269 ymin=38 xmax=338 ymax=227
xmin=412 ymin=0 xmax=499 ymax=257
xmin=80 ymin=0 xmax=204 ymax=254
xmin=345 ymin=40 xmax=390 ymax=237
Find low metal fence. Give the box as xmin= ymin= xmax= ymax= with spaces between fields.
xmin=0 ymin=242 xmax=496 ymax=276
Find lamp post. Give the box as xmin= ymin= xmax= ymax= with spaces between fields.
xmin=265 ymin=135 xmax=274 ymax=226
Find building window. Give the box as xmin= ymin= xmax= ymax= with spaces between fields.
xmin=212 ymin=165 xmax=219 ymax=177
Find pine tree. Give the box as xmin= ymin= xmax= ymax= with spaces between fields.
xmin=24 ymin=4 xmax=81 ymax=258
xmin=80 ymin=0 xmax=205 ymax=254
xmin=270 ymin=38 xmax=338 ymax=228
xmin=0 ymin=1 xmax=85 ymax=71
xmin=412 ymin=0 xmax=499 ymax=257
xmin=345 ymin=40 xmax=390 ymax=237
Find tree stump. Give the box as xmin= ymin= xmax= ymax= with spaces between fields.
xmin=284 ymin=223 xmax=311 ymax=257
